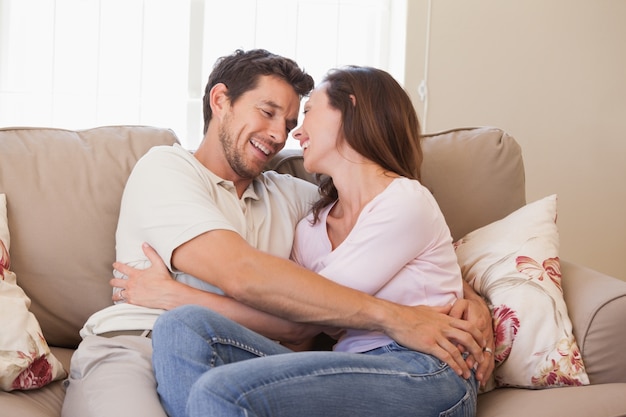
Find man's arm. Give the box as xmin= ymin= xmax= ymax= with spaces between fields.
xmin=111 ymin=243 xmax=322 ymax=346
xmin=172 ymin=229 xmax=486 ymax=379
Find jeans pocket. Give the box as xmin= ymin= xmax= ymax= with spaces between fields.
xmin=439 ymin=375 xmax=478 ymax=417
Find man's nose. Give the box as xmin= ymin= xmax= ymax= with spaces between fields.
xmin=269 ymin=121 xmax=288 ymax=144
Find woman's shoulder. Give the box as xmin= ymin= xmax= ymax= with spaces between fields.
xmin=380 ymin=177 xmax=442 ymax=217
xmin=387 ymin=177 xmax=433 ymax=200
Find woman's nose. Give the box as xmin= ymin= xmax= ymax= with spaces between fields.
xmin=292 ymin=127 xmax=303 ymax=143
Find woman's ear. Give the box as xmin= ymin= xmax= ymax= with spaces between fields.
xmin=349 ymin=94 xmax=357 ymax=107
xmin=209 ymin=83 xmax=229 ymax=119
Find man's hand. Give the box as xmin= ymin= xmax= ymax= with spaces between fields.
xmin=450 ymin=281 xmax=495 ymax=387
xmin=110 ymin=243 xmax=325 ymax=344
xmin=383 ymin=302 xmax=485 ymax=380
xmin=110 ymin=243 xmax=182 ymax=310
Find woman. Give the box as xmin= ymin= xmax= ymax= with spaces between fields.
xmin=152 ymin=66 xmax=479 ymax=417
xmin=291 ymin=66 xmax=469 ymax=359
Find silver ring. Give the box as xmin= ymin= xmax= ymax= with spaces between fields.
xmin=483 ymin=347 xmax=493 ymax=355
xmin=119 ymin=289 xmax=126 ymax=302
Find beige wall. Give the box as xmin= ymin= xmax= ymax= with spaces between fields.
xmin=404 ymin=0 xmax=626 ymax=281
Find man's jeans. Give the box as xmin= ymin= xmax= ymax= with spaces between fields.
xmin=152 ymin=305 xmax=478 ymax=417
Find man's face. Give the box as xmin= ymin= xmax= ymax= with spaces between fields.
xmin=219 ymin=75 xmax=301 ymax=180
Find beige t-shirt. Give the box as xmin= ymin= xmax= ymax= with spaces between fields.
xmin=81 ymin=144 xmax=317 ymax=337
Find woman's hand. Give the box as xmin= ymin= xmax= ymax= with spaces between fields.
xmin=382 ymin=302 xmax=485 ymax=380
xmin=450 ymin=282 xmax=495 ymax=387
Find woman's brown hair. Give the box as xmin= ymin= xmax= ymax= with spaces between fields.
xmin=311 ymin=66 xmax=423 ymax=223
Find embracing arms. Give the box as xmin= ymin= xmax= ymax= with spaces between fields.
xmin=112 ymin=230 xmax=493 ymax=381
xmin=112 ymin=243 xmax=322 ymax=346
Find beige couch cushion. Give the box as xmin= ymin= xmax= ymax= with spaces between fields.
xmin=561 ymin=260 xmax=626 ymax=385
xmin=0 ymin=126 xmax=179 ymax=348
xmin=420 ymin=127 xmax=526 ymax=240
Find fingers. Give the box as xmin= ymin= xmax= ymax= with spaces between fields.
xmin=141 ymin=242 xmax=167 ymax=270
xmin=455 ymin=317 xmax=486 ymax=349
xmin=110 ymin=277 xmax=126 ymax=288
xmin=112 ymin=261 xmax=135 ymax=277
xmin=112 ymin=243 xmax=166 ymax=278
xmin=447 ymin=298 xmax=468 ymax=320
xmin=475 ymin=343 xmax=495 ymax=386
xmin=113 ymin=288 xmax=127 ymax=303
xmin=432 ymin=337 xmax=472 ymax=379
xmin=439 ymin=319 xmax=485 ymax=379
xmin=394 ymin=305 xmax=486 ymax=380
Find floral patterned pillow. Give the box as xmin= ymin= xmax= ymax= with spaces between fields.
xmin=0 ymin=193 xmax=67 ymax=391
xmin=454 ymin=194 xmax=589 ymax=389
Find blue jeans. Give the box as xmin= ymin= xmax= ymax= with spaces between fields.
xmin=152 ymin=305 xmax=478 ymax=417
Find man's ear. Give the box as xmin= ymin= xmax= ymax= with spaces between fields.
xmin=210 ymin=83 xmax=230 ymax=119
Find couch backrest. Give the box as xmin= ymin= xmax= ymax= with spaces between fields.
xmin=0 ymin=126 xmax=179 ymax=347
xmin=0 ymin=125 xmax=525 ymax=349
xmin=268 ymin=126 xmax=527 ymax=242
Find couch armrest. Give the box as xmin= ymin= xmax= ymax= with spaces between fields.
xmin=561 ymin=260 xmax=626 ymax=384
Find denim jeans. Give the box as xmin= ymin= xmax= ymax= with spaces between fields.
xmin=152 ymin=305 xmax=478 ymax=417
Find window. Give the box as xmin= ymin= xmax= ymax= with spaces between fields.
xmin=0 ymin=0 xmax=406 ymax=148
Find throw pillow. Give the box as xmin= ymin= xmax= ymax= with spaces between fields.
xmin=0 ymin=193 xmax=67 ymax=391
xmin=454 ymin=194 xmax=589 ymax=389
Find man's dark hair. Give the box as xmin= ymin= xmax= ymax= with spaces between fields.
xmin=202 ymin=49 xmax=314 ymax=134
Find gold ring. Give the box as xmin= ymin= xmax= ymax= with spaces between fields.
xmin=483 ymin=347 xmax=493 ymax=354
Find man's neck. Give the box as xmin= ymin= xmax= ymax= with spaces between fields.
xmin=193 ymin=141 xmax=254 ymax=198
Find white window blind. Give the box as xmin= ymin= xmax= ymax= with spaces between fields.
xmin=0 ymin=0 xmax=406 ymax=148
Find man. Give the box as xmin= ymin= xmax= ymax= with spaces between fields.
xmin=62 ymin=49 xmax=493 ymax=417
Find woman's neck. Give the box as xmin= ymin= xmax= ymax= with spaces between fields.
xmin=326 ymin=161 xmax=398 ymax=249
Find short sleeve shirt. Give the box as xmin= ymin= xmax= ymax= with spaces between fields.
xmin=81 ymin=144 xmax=317 ymax=336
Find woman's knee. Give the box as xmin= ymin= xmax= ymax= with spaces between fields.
xmin=155 ymin=304 xmax=220 ymax=330
xmin=153 ymin=305 xmax=217 ymax=349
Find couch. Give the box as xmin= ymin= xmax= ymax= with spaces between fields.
xmin=0 ymin=125 xmax=624 ymax=417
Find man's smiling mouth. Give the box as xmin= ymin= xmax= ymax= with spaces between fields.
xmin=250 ymin=139 xmax=271 ymax=156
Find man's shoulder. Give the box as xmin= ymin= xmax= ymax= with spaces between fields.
xmin=258 ymin=170 xmax=317 ymax=194
xmin=255 ymin=171 xmax=318 ymax=207
xmin=132 ymin=144 xmax=196 ymax=173
xmin=141 ymin=143 xmax=188 ymax=160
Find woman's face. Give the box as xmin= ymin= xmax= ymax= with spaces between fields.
xmin=292 ymin=83 xmax=343 ymax=174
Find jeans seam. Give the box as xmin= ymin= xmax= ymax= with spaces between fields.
xmin=233 ymin=366 xmax=459 ymax=413
xmin=209 ymin=336 xmax=270 ymax=367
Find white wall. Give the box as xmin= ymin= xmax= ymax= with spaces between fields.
xmin=405 ymin=0 xmax=626 ymax=281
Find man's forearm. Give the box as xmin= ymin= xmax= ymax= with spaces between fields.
xmin=112 ymin=246 xmax=321 ymax=344
xmin=173 ymin=229 xmax=486 ymax=378
xmin=176 ymin=286 xmax=323 ymax=344
xmin=172 ymin=229 xmax=391 ymax=332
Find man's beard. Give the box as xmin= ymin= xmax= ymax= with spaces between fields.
xmin=218 ymin=116 xmax=260 ymax=180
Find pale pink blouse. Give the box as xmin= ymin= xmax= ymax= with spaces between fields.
xmin=291 ymin=177 xmax=463 ymax=353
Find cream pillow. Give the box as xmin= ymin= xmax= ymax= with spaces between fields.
xmin=454 ymin=194 xmax=589 ymax=388
xmin=0 ymin=193 xmax=67 ymax=391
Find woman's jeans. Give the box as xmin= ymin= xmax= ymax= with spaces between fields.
xmin=152 ymin=305 xmax=478 ymax=417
